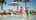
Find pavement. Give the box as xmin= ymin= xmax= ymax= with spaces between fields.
xmin=0 ymin=14 xmax=36 ymax=20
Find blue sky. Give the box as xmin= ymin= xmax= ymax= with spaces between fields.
xmin=0 ymin=0 xmax=36 ymax=10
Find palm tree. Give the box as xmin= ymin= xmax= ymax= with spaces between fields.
xmin=0 ymin=0 xmax=6 ymax=10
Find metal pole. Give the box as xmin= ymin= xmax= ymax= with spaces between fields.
xmin=17 ymin=0 xmax=19 ymax=14
xmin=17 ymin=5 xmax=18 ymax=10
xmin=25 ymin=2 xmax=26 ymax=14
xmin=25 ymin=2 xmax=26 ymax=11
xmin=25 ymin=2 xmax=26 ymax=10
xmin=17 ymin=0 xmax=19 ymax=11
xmin=14 ymin=0 xmax=19 ymax=11
xmin=1 ymin=3 xmax=3 ymax=10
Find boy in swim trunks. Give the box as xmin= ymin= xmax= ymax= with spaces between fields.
xmin=26 ymin=7 xmax=31 ymax=18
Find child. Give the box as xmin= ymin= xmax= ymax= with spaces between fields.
xmin=26 ymin=7 xmax=31 ymax=18
xmin=20 ymin=6 xmax=25 ymax=16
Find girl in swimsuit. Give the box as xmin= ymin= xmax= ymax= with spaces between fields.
xmin=20 ymin=6 xmax=25 ymax=16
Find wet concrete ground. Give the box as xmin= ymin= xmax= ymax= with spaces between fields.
xmin=0 ymin=14 xmax=36 ymax=20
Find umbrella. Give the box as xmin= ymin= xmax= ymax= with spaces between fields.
xmin=9 ymin=2 xmax=20 ymax=6
xmin=9 ymin=3 xmax=20 ymax=6
xmin=9 ymin=1 xmax=20 ymax=10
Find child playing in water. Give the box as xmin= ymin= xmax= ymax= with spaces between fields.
xmin=26 ymin=7 xmax=31 ymax=18
xmin=20 ymin=6 xmax=25 ymax=16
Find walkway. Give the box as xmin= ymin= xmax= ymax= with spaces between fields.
xmin=0 ymin=14 xmax=36 ymax=20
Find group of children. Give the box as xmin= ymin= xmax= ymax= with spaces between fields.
xmin=20 ymin=6 xmax=31 ymax=18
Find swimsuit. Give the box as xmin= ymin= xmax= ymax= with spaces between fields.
xmin=26 ymin=10 xmax=30 ymax=15
xmin=20 ymin=8 xmax=24 ymax=14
